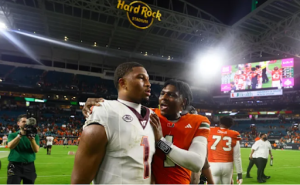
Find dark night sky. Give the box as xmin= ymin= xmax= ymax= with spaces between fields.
xmin=142 ymin=0 xmax=268 ymax=25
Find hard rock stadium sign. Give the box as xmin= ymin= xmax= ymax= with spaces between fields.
xmin=117 ymin=0 xmax=162 ymax=29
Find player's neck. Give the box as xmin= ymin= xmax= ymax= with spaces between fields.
xmin=118 ymin=94 xmax=141 ymax=104
xmin=118 ymin=98 xmax=142 ymax=114
xmin=164 ymin=113 xmax=181 ymax=121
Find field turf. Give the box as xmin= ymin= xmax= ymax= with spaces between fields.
xmin=0 ymin=146 xmax=299 ymax=184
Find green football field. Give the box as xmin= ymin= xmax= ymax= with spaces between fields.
xmin=0 ymin=146 xmax=299 ymax=184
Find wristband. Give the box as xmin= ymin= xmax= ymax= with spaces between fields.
xmin=237 ymin=173 xmax=243 ymax=180
xmin=18 ymin=133 xmax=22 ymax=138
xmin=156 ymin=137 xmax=172 ymax=154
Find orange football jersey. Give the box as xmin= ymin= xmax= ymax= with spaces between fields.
xmin=208 ymin=127 xmax=241 ymax=163
xmin=152 ymin=108 xmax=210 ymax=184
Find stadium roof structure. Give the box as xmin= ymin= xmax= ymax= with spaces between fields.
xmin=1 ymin=0 xmax=300 ymax=72
xmin=232 ymin=0 xmax=300 ymax=62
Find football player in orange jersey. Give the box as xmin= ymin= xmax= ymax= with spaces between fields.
xmin=151 ymin=79 xmax=210 ymax=184
xmin=81 ymin=79 xmax=211 ymax=184
xmin=266 ymin=62 xmax=282 ymax=88
xmin=187 ymin=106 xmax=214 ymax=185
xmin=208 ymin=116 xmax=243 ymax=184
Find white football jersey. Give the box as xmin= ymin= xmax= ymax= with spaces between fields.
xmin=84 ymin=100 xmax=156 ymax=184
xmin=46 ymin=136 xmax=54 ymax=146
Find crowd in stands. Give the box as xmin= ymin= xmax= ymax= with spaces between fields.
xmin=0 ymin=103 xmax=84 ymax=146
xmin=0 ymin=64 xmax=214 ymax=105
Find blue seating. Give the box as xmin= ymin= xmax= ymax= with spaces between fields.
xmin=6 ymin=67 xmax=44 ymax=86
xmin=0 ymin=64 xmax=14 ymax=78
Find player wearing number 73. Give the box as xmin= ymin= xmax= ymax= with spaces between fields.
xmin=207 ymin=116 xmax=243 ymax=184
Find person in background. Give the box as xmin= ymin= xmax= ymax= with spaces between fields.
xmin=7 ymin=115 xmax=40 ymax=184
xmin=2 ymin=135 xmax=8 ymax=146
xmin=46 ymin=134 xmax=54 ymax=155
xmin=207 ymin=116 xmax=243 ymax=184
xmin=250 ymin=133 xmax=273 ymax=183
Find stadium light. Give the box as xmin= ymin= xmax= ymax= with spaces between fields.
xmin=198 ymin=55 xmax=222 ymax=76
xmin=0 ymin=22 xmax=7 ymax=30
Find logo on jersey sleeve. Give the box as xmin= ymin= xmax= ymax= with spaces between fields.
xmin=122 ymin=115 xmax=133 ymax=122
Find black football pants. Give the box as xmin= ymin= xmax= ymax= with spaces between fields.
xmin=7 ymin=162 xmax=37 ymax=184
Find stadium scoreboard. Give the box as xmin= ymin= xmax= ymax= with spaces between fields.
xmin=221 ymin=58 xmax=294 ymax=98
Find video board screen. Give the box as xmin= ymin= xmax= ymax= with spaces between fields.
xmin=221 ymin=58 xmax=294 ymax=92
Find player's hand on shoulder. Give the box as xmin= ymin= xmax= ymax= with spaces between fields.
xmin=150 ymin=113 xmax=163 ymax=142
xmin=82 ymin=98 xmax=105 ymax=118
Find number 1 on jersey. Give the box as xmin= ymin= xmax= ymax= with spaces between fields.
xmin=140 ymin=136 xmax=149 ymax=179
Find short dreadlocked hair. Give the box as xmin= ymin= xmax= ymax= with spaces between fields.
xmin=220 ymin=116 xmax=234 ymax=129
xmin=163 ymin=79 xmax=193 ymax=109
xmin=114 ymin=62 xmax=144 ymax=90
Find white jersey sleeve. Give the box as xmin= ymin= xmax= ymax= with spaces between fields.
xmin=84 ymin=102 xmax=110 ymax=140
xmin=233 ymin=141 xmax=243 ymax=174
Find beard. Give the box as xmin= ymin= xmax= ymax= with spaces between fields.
xmin=141 ymin=97 xmax=150 ymax=106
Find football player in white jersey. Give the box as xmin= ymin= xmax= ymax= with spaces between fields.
xmin=71 ymin=62 xmax=156 ymax=184
xmin=46 ymin=135 xmax=54 ymax=155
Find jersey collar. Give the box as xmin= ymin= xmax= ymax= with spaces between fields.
xmin=118 ymin=99 xmax=141 ymax=114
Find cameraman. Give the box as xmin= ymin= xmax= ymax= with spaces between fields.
xmin=7 ymin=114 xmax=40 ymax=184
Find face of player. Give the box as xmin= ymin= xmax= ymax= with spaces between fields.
xmin=17 ymin=117 xmax=27 ymax=130
xmin=159 ymin=84 xmax=185 ymax=119
xmin=121 ymin=67 xmax=151 ymax=104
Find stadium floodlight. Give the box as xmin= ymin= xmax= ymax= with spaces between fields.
xmin=0 ymin=22 xmax=7 ymax=30
xmin=198 ymin=55 xmax=222 ymax=76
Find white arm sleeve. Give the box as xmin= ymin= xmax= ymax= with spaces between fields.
xmin=166 ymin=136 xmax=207 ymax=172
xmin=233 ymin=141 xmax=243 ymax=174
xmin=84 ymin=104 xmax=110 ymax=140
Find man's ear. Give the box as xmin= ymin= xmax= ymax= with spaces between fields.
xmin=118 ymin=78 xmax=126 ymax=90
xmin=182 ymin=97 xmax=187 ymax=110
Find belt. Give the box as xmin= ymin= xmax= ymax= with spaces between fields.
xmin=10 ymin=161 xmax=34 ymax=165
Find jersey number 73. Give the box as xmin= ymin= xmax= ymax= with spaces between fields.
xmin=211 ymin=135 xmax=232 ymax=151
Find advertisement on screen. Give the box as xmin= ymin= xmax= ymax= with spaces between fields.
xmin=221 ymin=58 xmax=294 ymax=91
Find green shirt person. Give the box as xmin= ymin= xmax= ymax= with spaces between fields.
xmin=7 ymin=114 xmax=40 ymax=184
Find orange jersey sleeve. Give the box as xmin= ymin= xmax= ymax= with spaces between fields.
xmin=152 ymin=109 xmax=210 ymax=184
xmin=208 ymin=127 xmax=241 ymax=163
xmin=192 ymin=114 xmax=211 ymax=139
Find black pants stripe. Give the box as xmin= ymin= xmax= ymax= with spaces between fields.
xmin=7 ymin=162 xmax=37 ymax=184
xmin=253 ymin=158 xmax=267 ymax=181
